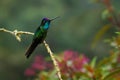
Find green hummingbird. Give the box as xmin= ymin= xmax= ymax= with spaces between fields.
xmin=25 ymin=17 xmax=59 ymax=58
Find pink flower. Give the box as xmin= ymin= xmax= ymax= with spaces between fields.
xmin=31 ymin=55 xmax=47 ymax=70
xmin=73 ymin=57 xmax=83 ymax=71
xmin=58 ymin=60 xmax=68 ymax=73
xmin=58 ymin=50 xmax=89 ymax=74
xmin=34 ymin=55 xmax=44 ymax=63
xmin=64 ymin=50 xmax=78 ymax=61
xmin=73 ymin=55 xmax=89 ymax=71
xmin=32 ymin=62 xmax=46 ymax=70
xmin=24 ymin=50 xmax=90 ymax=78
xmin=80 ymin=55 xmax=89 ymax=64
xmin=46 ymin=62 xmax=53 ymax=70
xmin=24 ymin=55 xmax=53 ymax=77
xmin=24 ymin=68 xmax=35 ymax=77
xmin=31 ymin=55 xmax=53 ymax=70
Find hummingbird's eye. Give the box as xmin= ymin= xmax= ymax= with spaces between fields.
xmin=44 ymin=20 xmax=46 ymax=24
xmin=42 ymin=20 xmax=45 ymax=24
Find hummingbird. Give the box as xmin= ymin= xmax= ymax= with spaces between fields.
xmin=25 ymin=17 xmax=59 ymax=58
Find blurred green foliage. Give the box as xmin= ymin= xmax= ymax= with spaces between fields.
xmin=0 ymin=0 xmax=120 ymax=80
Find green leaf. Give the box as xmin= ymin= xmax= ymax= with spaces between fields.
xmin=103 ymin=68 xmax=120 ymax=80
xmin=115 ymin=32 xmax=120 ymax=35
xmin=102 ymin=9 xmax=112 ymax=20
xmin=91 ymin=24 xmax=111 ymax=49
xmin=90 ymin=56 xmax=97 ymax=68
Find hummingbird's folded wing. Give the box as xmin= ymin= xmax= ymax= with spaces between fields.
xmin=25 ymin=39 xmax=39 ymax=58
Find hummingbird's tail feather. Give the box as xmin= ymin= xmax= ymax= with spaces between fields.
xmin=25 ymin=41 xmax=39 ymax=59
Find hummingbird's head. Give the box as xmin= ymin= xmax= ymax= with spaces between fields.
xmin=41 ymin=18 xmax=51 ymax=25
xmin=41 ymin=17 xmax=59 ymax=29
xmin=41 ymin=18 xmax=51 ymax=29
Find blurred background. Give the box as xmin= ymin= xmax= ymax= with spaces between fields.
xmin=0 ymin=0 xmax=120 ymax=80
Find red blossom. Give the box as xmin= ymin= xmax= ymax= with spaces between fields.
xmin=24 ymin=50 xmax=90 ymax=78
xmin=73 ymin=57 xmax=83 ymax=71
xmin=32 ymin=62 xmax=46 ymax=70
xmin=46 ymin=62 xmax=53 ymax=70
xmin=58 ymin=50 xmax=89 ymax=74
xmin=34 ymin=55 xmax=44 ymax=63
xmin=64 ymin=50 xmax=78 ymax=61
xmin=80 ymin=55 xmax=89 ymax=64
xmin=31 ymin=55 xmax=52 ymax=70
xmin=24 ymin=55 xmax=53 ymax=77
xmin=58 ymin=60 xmax=68 ymax=73
xmin=73 ymin=55 xmax=89 ymax=72
xmin=24 ymin=68 xmax=35 ymax=77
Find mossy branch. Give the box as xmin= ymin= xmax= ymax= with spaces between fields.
xmin=0 ymin=28 xmax=63 ymax=80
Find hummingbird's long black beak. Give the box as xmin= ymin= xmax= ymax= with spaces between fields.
xmin=50 ymin=16 xmax=60 ymax=21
